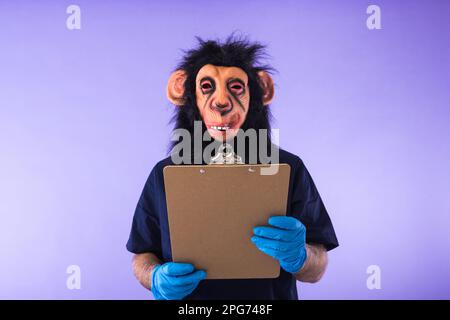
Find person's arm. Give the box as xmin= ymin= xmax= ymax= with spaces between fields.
xmin=295 ymin=243 xmax=328 ymax=283
xmin=131 ymin=252 xmax=161 ymax=290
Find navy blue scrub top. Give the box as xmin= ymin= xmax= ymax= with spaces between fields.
xmin=126 ymin=148 xmax=339 ymax=300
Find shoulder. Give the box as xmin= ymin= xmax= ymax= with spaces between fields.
xmin=277 ymin=148 xmax=313 ymax=185
xmin=142 ymin=156 xmax=174 ymax=189
xmin=278 ymin=147 xmax=304 ymax=169
xmin=153 ymin=156 xmax=174 ymax=174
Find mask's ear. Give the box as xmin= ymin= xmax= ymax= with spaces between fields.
xmin=167 ymin=70 xmax=187 ymax=106
xmin=257 ymin=71 xmax=275 ymax=106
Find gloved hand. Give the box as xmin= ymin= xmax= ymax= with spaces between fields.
xmin=251 ymin=216 xmax=307 ymax=274
xmin=151 ymin=262 xmax=206 ymax=300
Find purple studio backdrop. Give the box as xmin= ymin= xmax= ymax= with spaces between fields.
xmin=1 ymin=0 xmax=450 ymax=300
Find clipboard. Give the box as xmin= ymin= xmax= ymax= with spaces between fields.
xmin=163 ymin=164 xmax=291 ymax=279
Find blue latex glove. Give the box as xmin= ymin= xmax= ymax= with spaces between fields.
xmin=151 ymin=262 xmax=206 ymax=300
xmin=252 ymin=216 xmax=307 ymax=274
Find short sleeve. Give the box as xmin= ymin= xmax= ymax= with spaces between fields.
xmin=290 ymin=158 xmax=339 ymax=251
xmin=126 ymin=166 xmax=163 ymax=259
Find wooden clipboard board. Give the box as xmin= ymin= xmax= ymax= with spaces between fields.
xmin=163 ymin=164 xmax=291 ymax=279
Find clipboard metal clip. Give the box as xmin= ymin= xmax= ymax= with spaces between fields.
xmin=209 ymin=143 xmax=244 ymax=165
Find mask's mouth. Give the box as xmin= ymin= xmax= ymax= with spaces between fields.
xmin=209 ymin=124 xmax=230 ymax=132
xmin=203 ymin=113 xmax=241 ymax=141
xmin=205 ymin=114 xmax=240 ymax=133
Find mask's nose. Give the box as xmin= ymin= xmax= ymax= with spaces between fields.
xmin=212 ymin=91 xmax=232 ymax=114
xmin=212 ymin=101 xmax=232 ymax=114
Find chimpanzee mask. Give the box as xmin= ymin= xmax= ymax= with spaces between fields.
xmin=166 ymin=36 xmax=275 ymax=163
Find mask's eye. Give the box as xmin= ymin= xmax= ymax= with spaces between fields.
xmin=200 ymin=80 xmax=213 ymax=93
xmin=229 ymin=82 xmax=244 ymax=95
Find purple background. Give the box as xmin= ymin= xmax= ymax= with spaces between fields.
xmin=1 ymin=0 xmax=449 ymax=299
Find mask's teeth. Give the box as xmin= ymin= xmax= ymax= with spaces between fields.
xmin=210 ymin=125 xmax=230 ymax=131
